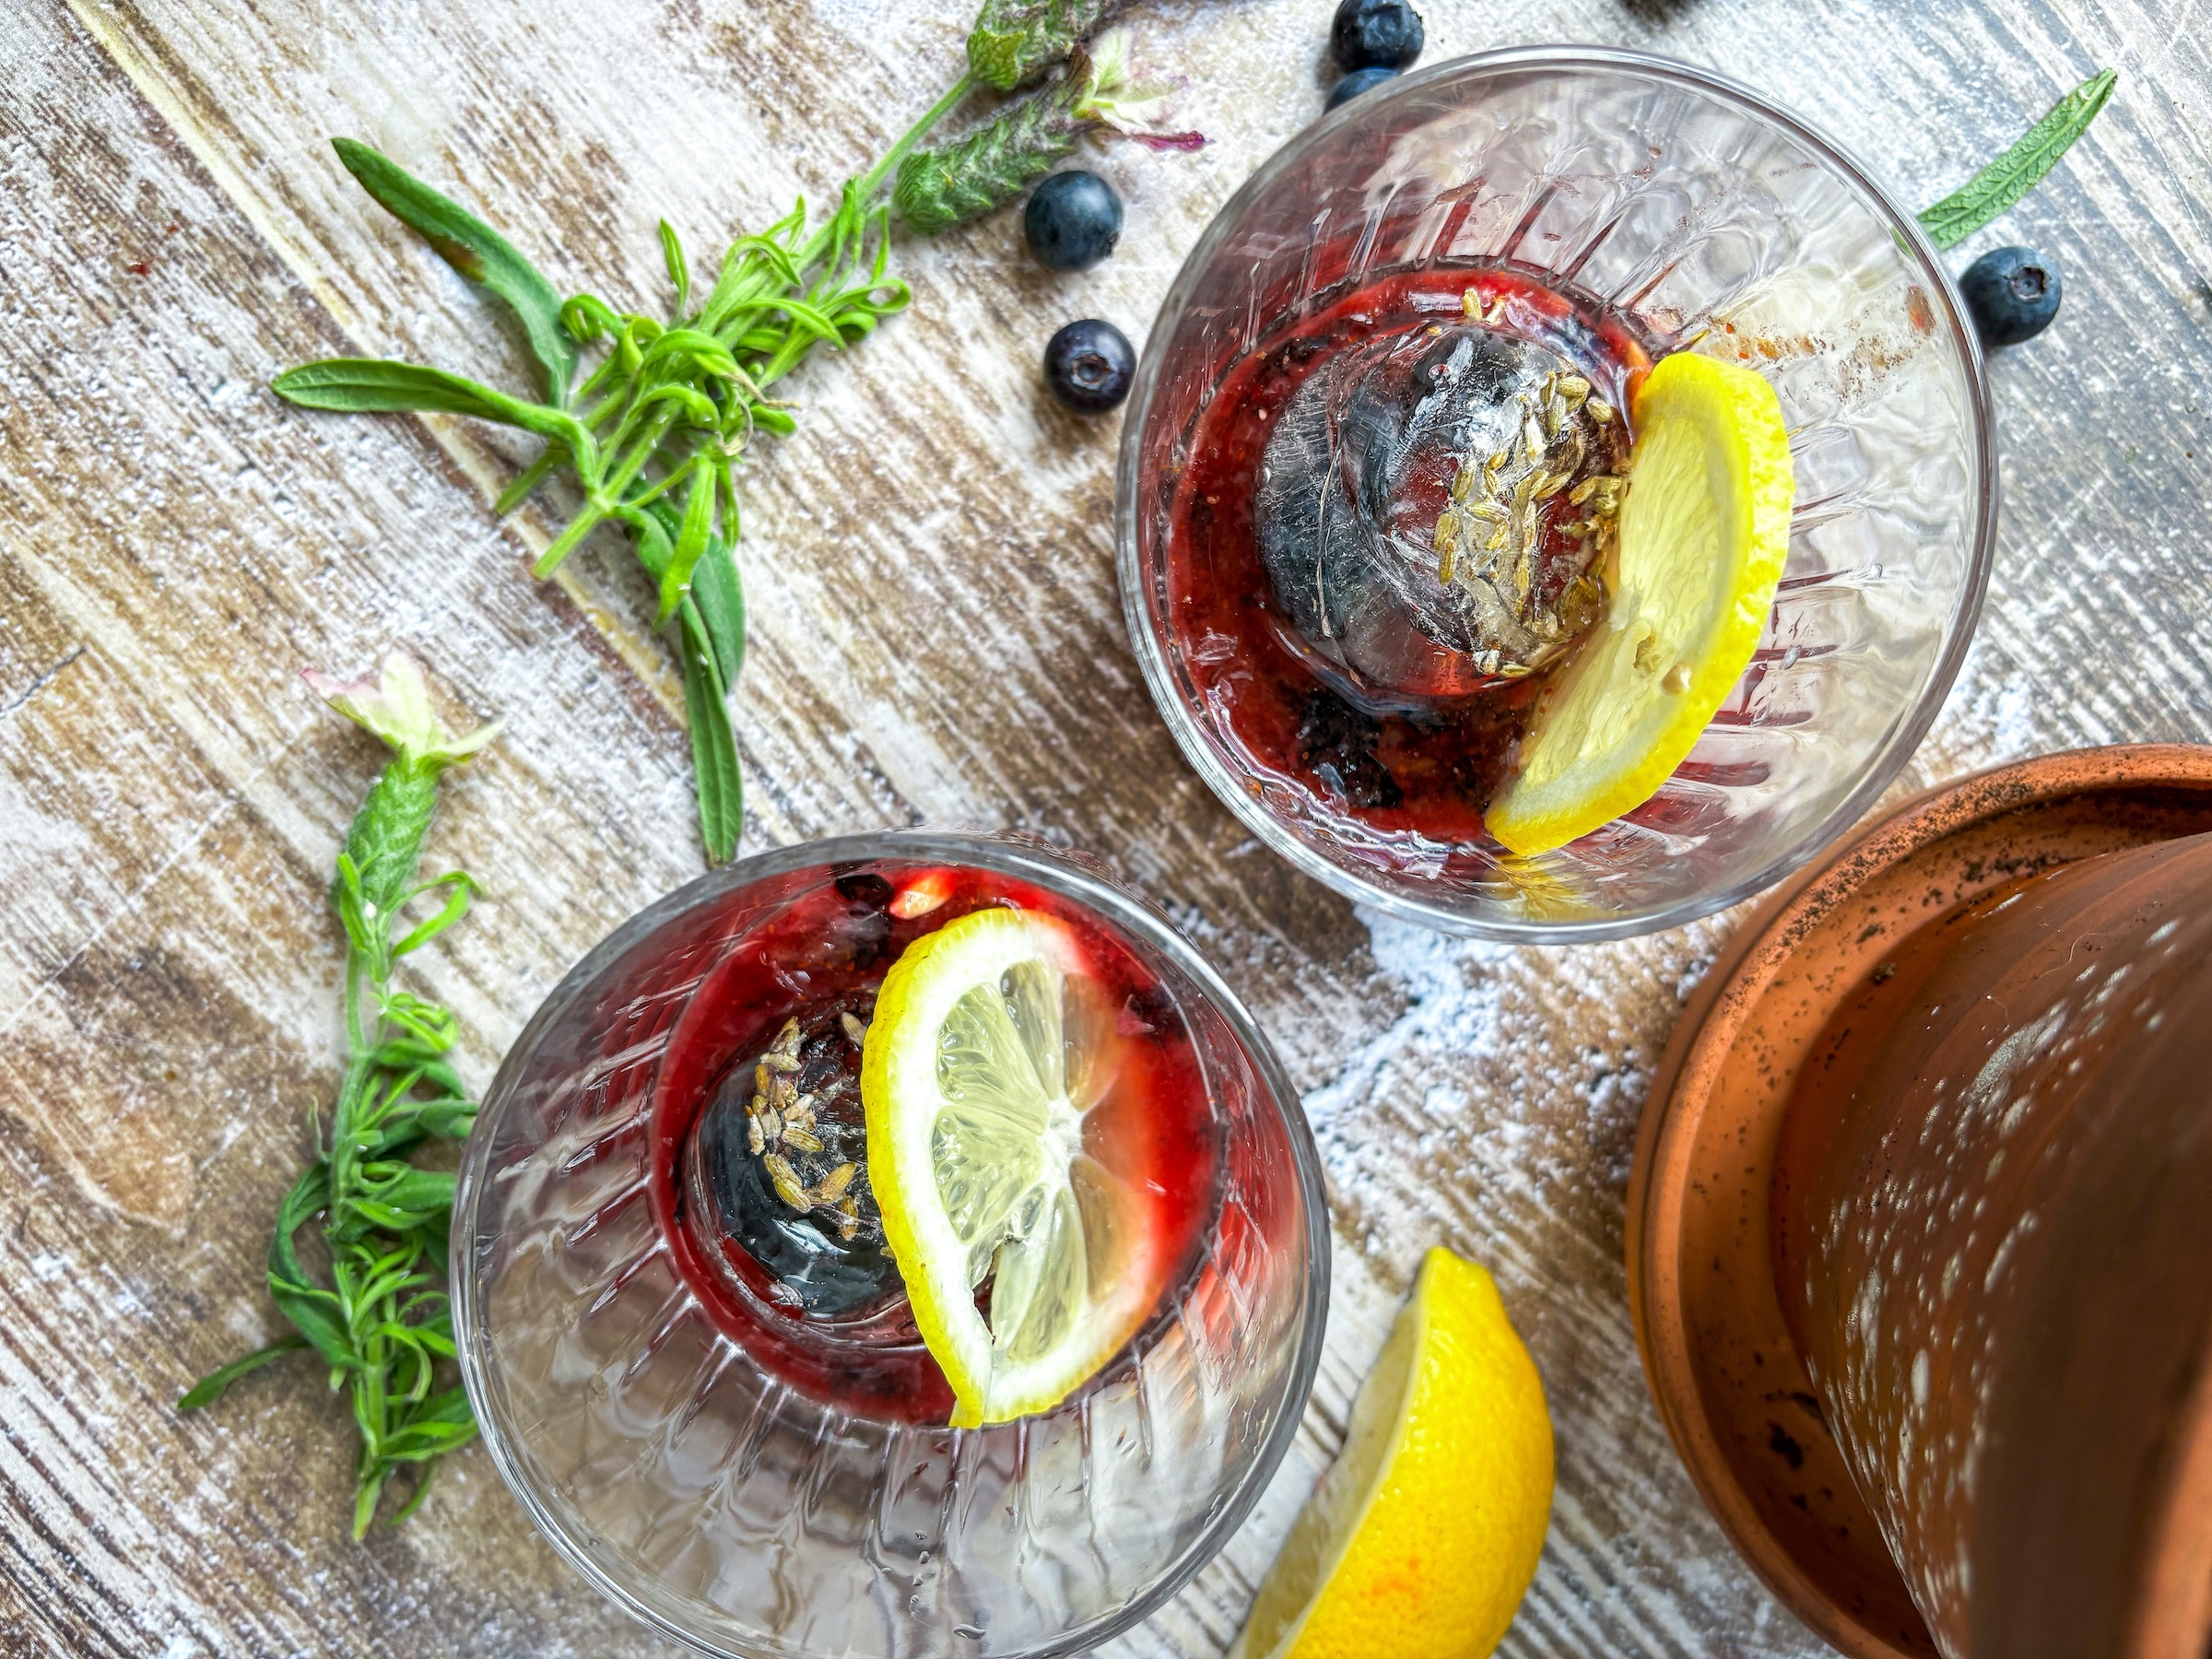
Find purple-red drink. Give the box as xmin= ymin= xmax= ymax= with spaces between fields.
xmin=646 ymin=860 xmax=1221 ymax=1424
xmin=1166 ymin=267 xmax=1653 ymax=845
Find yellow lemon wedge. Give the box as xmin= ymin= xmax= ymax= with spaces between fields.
xmin=863 ymin=907 xmax=1154 ymax=1428
xmin=1232 ymin=1248 xmax=1554 ymax=1659
xmin=1486 ymin=351 xmax=1794 ymax=856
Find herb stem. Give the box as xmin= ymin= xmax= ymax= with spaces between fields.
xmin=857 ymin=74 xmax=977 ymax=217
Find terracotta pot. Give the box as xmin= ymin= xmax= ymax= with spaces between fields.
xmin=1774 ymin=830 xmax=2212 ymax=1659
xmin=1626 ymin=746 xmax=2212 ymax=1659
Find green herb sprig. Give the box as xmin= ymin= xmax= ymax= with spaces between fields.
xmin=181 ymin=654 xmax=499 ymax=1537
xmin=270 ymin=99 xmax=965 ymax=865
xmin=1919 ymin=68 xmax=2116 ymax=251
xmin=269 ymin=9 xmax=1192 ymax=866
xmin=898 ymin=29 xmax=1191 ymax=233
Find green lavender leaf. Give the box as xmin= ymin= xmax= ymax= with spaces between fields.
xmin=660 ymin=219 xmax=691 ymax=322
xmin=658 ymin=465 xmax=716 ymax=625
xmin=689 ymin=538 xmax=747 ymax=688
xmin=967 ymin=0 xmax=1127 ymax=89
xmin=272 ymin=360 xmax=590 ymax=454
xmin=399 ymin=1100 xmax=477 ymax=1141
xmin=265 ymin=1165 xmax=357 ymax=1371
xmin=177 ymin=1335 xmax=310 ymax=1411
xmin=333 ymin=137 xmax=576 ymax=402
xmin=641 ymin=497 xmax=746 ymax=688
xmin=378 ymin=1388 xmax=477 ymax=1459
xmin=1918 ymin=69 xmax=2116 ymax=251
xmin=679 ymin=610 xmax=743 ymax=862
xmin=641 ymin=327 xmax=743 ymax=382
xmin=389 ymin=870 xmax=477 ymax=958
xmin=368 ymin=1041 xmax=465 ymax=1094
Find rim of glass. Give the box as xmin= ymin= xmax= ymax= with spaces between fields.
xmin=1113 ymin=43 xmax=2000 ymax=944
xmin=453 ymin=829 xmax=1334 ymax=1659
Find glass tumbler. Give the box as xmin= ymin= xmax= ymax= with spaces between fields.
xmin=1117 ymin=46 xmax=1997 ymax=940
xmin=453 ymin=832 xmax=1328 ymax=1658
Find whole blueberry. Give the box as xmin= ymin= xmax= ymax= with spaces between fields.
xmin=1044 ymin=319 xmax=1135 ymax=415
xmin=1331 ymin=0 xmax=1424 ymax=72
xmin=1327 ymin=65 xmax=1398 ymax=110
xmin=1024 ymin=171 xmax=1124 ymax=272
xmin=1959 ymin=245 xmax=2062 ymax=347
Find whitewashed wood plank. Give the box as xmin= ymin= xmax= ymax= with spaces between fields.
xmin=3 ymin=0 xmax=2208 ymax=1653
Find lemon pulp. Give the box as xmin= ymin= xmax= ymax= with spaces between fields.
xmin=862 ymin=907 xmax=1159 ymax=1427
xmin=1486 ymin=350 xmax=1794 ymax=856
xmin=1234 ymin=1248 xmax=1554 ymax=1659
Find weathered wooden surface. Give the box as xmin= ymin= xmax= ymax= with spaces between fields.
xmin=1 ymin=0 xmax=2206 ymax=1652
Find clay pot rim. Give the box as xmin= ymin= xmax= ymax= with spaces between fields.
xmin=1626 ymin=743 xmax=2212 ymax=1659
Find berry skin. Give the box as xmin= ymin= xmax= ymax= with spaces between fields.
xmin=1959 ymin=245 xmax=2062 ymax=347
xmin=1327 ymin=65 xmax=1398 ymax=110
xmin=1044 ymin=319 xmax=1135 ymax=415
xmin=1331 ymin=0 xmax=1424 ymax=72
xmin=1024 ymin=171 xmax=1124 ymax=272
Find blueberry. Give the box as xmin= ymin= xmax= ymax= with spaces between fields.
xmin=1327 ymin=65 xmax=1398 ymax=110
xmin=1331 ymin=0 xmax=1424 ymax=72
xmin=1044 ymin=319 xmax=1135 ymax=414
xmin=1294 ymin=689 xmax=1402 ymax=810
xmin=1959 ymin=245 xmax=2062 ymax=347
xmin=1024 ymin=170 xmax=1124 ymax=271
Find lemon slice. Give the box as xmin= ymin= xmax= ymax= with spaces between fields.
xmin=1486 ymin=351 xmax=1794 ymax=856
xmin=863 ymin=907 xmax=1154 ymax=1428
xmin=1233 ymin=1249 xmax=1554 ymax=1659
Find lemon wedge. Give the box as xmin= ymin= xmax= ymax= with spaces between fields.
xmin=1233 ymin=1248 xmax=1554 ymax=1659
xmin=1486 ymin=351 xmax=1794 ymax=856
xmin=863 ymin=907 xmax=1156 ymax=1428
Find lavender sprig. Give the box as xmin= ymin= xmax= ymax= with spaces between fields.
xmin=180 ymin=654 xmax=498 ymax=1537
xmin=897 ymin=30 xmax=1194 ymax=234
xmin=264 ymin=4 xmax=1198 ymax=868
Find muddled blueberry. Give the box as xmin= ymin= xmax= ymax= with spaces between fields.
xmin=1327 ymin=65 xmax=1399 ymax=110
xmin=1960 ymin=245 xmax=2062 ymax=347
xmin=1044 ymin=318 xmax=1135 ymax=414
xmin=1024 ymin=171 xmax=1124 ymax=271
xmin=832 ymin=869 xmax=893 ymax=906
xmin=1295 ymin=688 xmax=1404 ymax=810
xmin=1331 ymin=0 xmax=1424 ymax=72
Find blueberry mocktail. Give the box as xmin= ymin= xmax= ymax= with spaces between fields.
xmin=648 ymin=861 xmax=1220 ymax=1423
xmin=1166 ymin=269 xmax=1653 ymax=846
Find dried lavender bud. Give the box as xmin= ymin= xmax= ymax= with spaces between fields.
xmin=967 ymin=0 xmax=1130 ymax=90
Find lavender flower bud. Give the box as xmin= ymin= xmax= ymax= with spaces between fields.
xmin=966 ymin=0 xmax=1131 ymax=90
xmin=897 ymin=30 xmax=1194 ymax=234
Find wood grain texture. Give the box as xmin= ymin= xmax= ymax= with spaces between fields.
xmin=1 ymin=0 xmax=2206 ymax=1653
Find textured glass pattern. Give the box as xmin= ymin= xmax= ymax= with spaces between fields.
xmin=453 ymin=834 xmax=1327 ymax=1658
xmin=1117 ymin=48 xmax=1996 ymax=940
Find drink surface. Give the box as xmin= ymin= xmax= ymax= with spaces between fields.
xmin=1167 ymin=268 xmax=1653 ymax=845
xmin=647 ymin=861 xmax=1220 ymax=1424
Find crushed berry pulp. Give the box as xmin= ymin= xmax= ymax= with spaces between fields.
xmin=1166 ymin=267 xmax=1655 ymax=843
xmin=648 ymin=861 xmax=1221 ymax=1424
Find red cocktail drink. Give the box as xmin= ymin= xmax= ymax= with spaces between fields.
xmin=1166 ymin=268 xmax=1652 ymax=845
xmin=647 ymin=858 xmax=1221 ymax=1423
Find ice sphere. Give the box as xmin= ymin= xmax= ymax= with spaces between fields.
xmin=1255 ymin=318 xmax=1626 ymax=704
